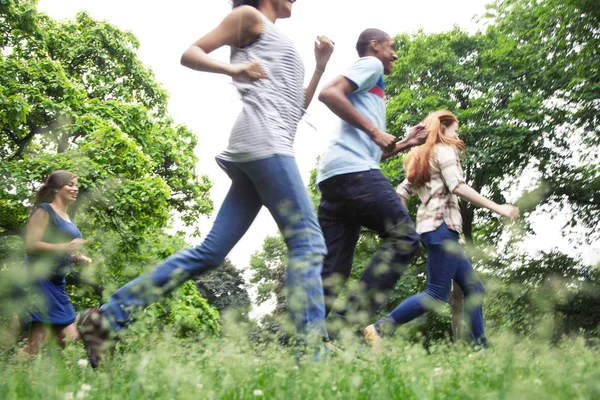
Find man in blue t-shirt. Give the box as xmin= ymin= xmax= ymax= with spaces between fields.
xmin=317 ymin=28 xmax=426 ymax=332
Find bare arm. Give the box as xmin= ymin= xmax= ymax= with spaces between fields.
xmin=25 ymin=209 xmax=56 ymax=253
xmin=180 ymin=6 xmax=266 ymax=79
xmin=318 ymin=76 xmax=396 ymax=153
xmin=26 ymin=210 xmax=73 ymax=253
xmin=26 ymin=209 xmax=87 ymax=254
xmin=305 ymin=70 xmax=324 ymax=110
xmin=304 ymin=36 xmax=334 ymax=109
xmin=437 ymin=145 xmax=519 ymax=220
xmin=453 ymin=184 xmax=519 ymax=220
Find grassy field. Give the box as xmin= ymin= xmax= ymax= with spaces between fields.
xmin=1 ymin=321 xmax=599 ymax=400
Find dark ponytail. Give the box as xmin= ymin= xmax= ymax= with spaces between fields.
xmin=232 ymin=0 xmax=261 ymax=9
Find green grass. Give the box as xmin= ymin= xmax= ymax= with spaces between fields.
xmin=1 ymin=323 xmax=599 ymax=400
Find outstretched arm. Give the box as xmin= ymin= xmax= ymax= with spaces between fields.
xmin=437 ymin=146 xmax=519 ymax=220
xmin=453 ymin=184 xmax=519 ymax=220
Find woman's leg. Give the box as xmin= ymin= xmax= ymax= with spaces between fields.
xmin=100 ymin=161 xmax=263 ymax=330
xmin=53 ymin=323 xmax=80 ymax=347
xmin=384 ymin=244 xmax=457 ymax=326
xmin=374 ymin=224 xmax=460 ymax=333
xmin=240 ymin=155 xmax=328 ymax=340
xmin=453 ymin=252 xmax=487 ymax=344
xmin=23 ymin=322 xmax=47 ymax=355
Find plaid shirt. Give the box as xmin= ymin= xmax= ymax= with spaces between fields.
xmin=397 ymin=144 xmax=465 ymax=234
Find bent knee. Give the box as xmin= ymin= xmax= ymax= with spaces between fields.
xmin=286 ymin=229 xmax=327 ymax=258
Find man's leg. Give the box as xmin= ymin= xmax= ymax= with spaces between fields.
xmin=345 ymin=170 xmax=421 ymax=323
xmin=318 ymin=177 xmax=361 ymax=318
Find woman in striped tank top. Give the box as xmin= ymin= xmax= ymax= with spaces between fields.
xmin=77 ymin=0 xmax=335 ymax=367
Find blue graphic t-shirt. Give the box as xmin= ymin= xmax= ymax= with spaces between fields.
xmin=317 ymin=56 xmax=386 ymax=184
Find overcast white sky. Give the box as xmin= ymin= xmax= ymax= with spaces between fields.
xmin=38 ymin=0 xmax=599 ymax=284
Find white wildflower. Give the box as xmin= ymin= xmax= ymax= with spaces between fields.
xmin=434 ymin=367 xmax=443 ymax=376
xmin=76 ymin=391 xmax=86 ymax=399
xmin=77 ymin=359 xmax=88 ymax=370
xmin=80 ymin=384 xmax=92 ymax=392
xmin=332 ymin=386 xmax=337 ymax=391
xmin=253 ymin=389 xmax=264 ymax=397
xmin=64 ymin=393 xmax=74 ymax=400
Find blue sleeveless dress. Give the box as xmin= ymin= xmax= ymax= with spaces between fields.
xmin=25 ymin=203 xmax=82 ymax=325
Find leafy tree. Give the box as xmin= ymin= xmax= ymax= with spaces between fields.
xmin=380 ymin=0 xmax=599 ymax=339
xmin=297 ymin=0 xmax=599 ymax=341
xmin=196 ymin=259 xmax=251 ymax=315
xmin=0 ymin=1 xmax=217 ymax=334
xmin=249 ymin=235 xmax=287 ymax=316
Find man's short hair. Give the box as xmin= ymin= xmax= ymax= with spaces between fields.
xmin=356 ymin=28 xmax=391 ymax=57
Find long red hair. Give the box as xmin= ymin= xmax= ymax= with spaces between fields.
xmin=404 ymin=110 xmax=465 ymax=187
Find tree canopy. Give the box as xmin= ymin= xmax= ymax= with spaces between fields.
xmin=0 ymin=0 xmax=218 ymax=335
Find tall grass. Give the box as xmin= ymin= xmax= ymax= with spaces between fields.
xmin=1 ymin=318 xmax=599 ymax=400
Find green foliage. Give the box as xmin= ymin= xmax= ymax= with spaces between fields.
xmin=0 ymin=1 xmax=218 ymax=334
xmin=1 ymin=329 xmax=600 ymax=399
xmin=297 ymin=0 xmax=600 ymax=343
xmin=196 ymin=259 xmax=251 ymax=316
xmin=249 ymin=235 xmax=287 ymax=315
xmin=143 ymin=280 xmax=220 ymax=339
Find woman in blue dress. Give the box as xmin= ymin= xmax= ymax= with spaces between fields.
xmin=23 ymin=170 xmax=92 ymax=355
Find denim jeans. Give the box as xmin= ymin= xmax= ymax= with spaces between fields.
xmin=101 ymin=155 xmax=328 ymax=340
xmin=378 ymin=222 xmax=486 ymax=342
xmin=318 ymin=169 xmax=421 ymax=327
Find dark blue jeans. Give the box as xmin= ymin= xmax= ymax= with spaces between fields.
xmin=101 ymin=155 xmax=328 ymax=340
xmin=379 ymin=222 xmax=486 ymax=342
xmin=318 ymin=169 xmax=421 ymax=325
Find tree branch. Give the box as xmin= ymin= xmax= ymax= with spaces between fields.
xmin=8 ymin=122 xmax=38 ymax=160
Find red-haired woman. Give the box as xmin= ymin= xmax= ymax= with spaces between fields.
xmin=365 ymin=110 xmax=519 ymax=353
xmin=22 ymin=170 xmax=91 ymax=354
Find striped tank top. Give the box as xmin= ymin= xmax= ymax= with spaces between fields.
xmin=218 ymin=13 xmax=305 ymax=162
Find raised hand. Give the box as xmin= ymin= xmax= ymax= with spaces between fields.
xmin=230 ymin=60 xmax=268 ymax=81
xmin=405 ymin=124 xmax=428 ymax=146
xmin=314 ymin=35 xmax=335 ymax=71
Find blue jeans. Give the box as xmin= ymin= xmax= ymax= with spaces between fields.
xmin=318 ymin=169 xmax=421 ymax=324
xmin=378 ymin=223 xmax=486 ymax=342
xmin=101 ymin=155 xmax=328 ymax=339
